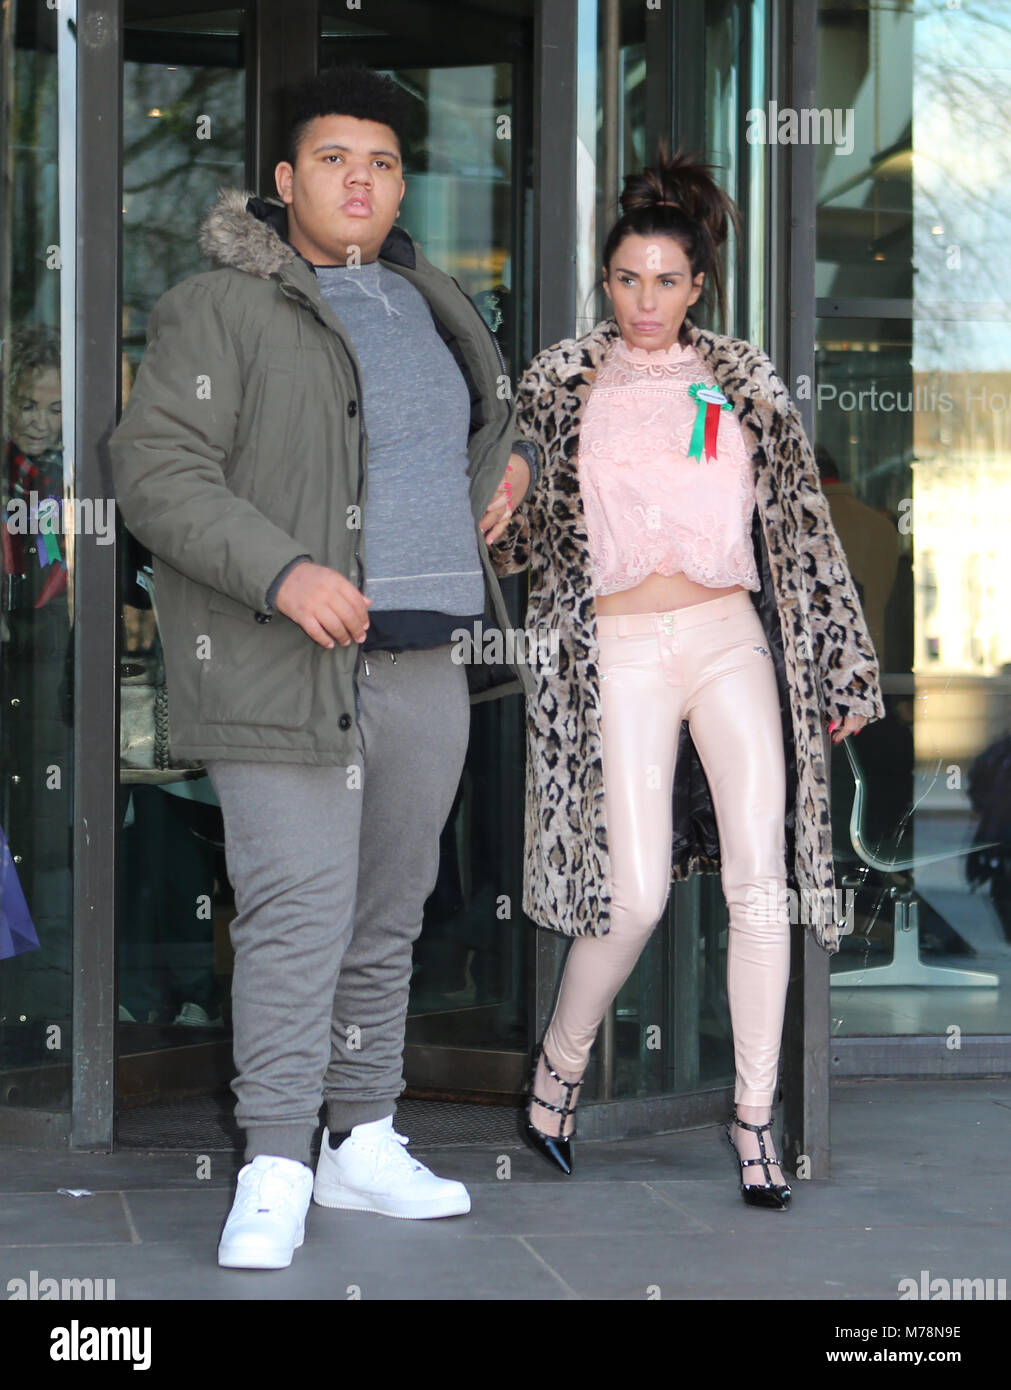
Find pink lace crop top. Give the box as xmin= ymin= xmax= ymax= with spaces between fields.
xmin=578 ymin=337 xmax=760 ymax=596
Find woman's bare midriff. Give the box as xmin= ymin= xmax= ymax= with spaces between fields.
xmin=594 ymin=571 xmax=745 ymax=616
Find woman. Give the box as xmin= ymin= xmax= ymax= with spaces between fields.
xmin=487 ymin=154 xmax=884 ymax=1208
xmin=1 ymin=326 xmax=72 ymax=1017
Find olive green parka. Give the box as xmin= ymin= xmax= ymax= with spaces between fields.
xmin=109 ymin=189 xmax=534 ymax=765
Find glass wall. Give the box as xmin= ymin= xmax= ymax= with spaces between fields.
xmin=320 ymin=6 xmax=535 ymax=1088
xmin=116 ymin=6 xmax=247 ymax=1095
xmin=114 ymin=3 xmax=537 ymax=1106
xmin=0 ymin=0 xmax=77 ymax=1111
xmin=571 ymin=0 xmax=769 ymax=1105
xmin=816 ymin=0 xmax=1011 ymax=1034
xmin=575 ymin=0 xmax=766 ymax=341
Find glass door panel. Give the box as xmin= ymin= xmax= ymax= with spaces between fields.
xmin=319 ymin=4 xmax=535 ymax=1096
xmin=816 ymin=0 xmax=1011 ymax=1033
xmin=116 ymin=3 xmax=248 ymax=1109
xmin=570 ymin=0 xmax=768 ymax=1110
xmin=0 ymin=0 xmax=77 ymax=1113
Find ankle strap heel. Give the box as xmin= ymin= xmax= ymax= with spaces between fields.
xmin=725 ymin=1108 xmax=792 ymax=1211
xmin=529 ymin=1046 xmax=582 ymax=1131
xmin=522 ymin=1043 xmax=583 ymax=1176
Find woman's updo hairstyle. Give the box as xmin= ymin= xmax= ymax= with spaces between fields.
xmin=602 ymin=149 xmax=742 ymax=337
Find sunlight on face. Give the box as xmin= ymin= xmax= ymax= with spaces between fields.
xmin=603 ymin=234 xmax=704 ymax=352
xmin=275 ymin=114 xmax=406 ymax=266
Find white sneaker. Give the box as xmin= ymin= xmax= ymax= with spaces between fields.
xmin=173 ymin=1001 xmax=224 ymax=1028
xmin=217 ymin=1155 xmax=314 ymax=1269
xmin=313 ymin=1117 xmax=471 ymax=1219
xmin=118 ymin=1004 xmax=159 ymax=1024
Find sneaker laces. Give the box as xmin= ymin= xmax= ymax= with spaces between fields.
xmin=363 ymin=1128 xmax=425 ymax=1178
xmin=237 ymin=1162 xmax=307 ymax=1216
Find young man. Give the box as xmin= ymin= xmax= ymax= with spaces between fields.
xmin=110 ymin=65 xmax=536 ymax=1269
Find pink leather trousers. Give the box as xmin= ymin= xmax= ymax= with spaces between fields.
xmin=542 ymin=590 xmax=791 ymax=1107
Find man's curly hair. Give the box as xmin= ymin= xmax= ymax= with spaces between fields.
xmin=285 ymin=64 xmax=415 ymax=168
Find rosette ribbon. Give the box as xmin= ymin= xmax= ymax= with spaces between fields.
xmin=687 ymin=382 xmax=732 ymax=462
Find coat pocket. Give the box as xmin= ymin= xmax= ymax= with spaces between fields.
xmin=198 ymin=589 xmax=315 ymax=730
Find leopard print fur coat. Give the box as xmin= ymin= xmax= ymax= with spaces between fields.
xmin=490 ymin=317 xmax=885 ymax=953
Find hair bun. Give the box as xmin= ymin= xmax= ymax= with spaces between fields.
xmin=602 ymin=147 xmax=742 ymax=332
xmin=619 ymin=149 xmax=731 ymax=249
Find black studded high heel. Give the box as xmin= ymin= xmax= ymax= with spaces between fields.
xmin=522 ymin=1043 xmax=583 ymax=1175
xmin=726 ymin=1109 xmax=792 ymax=1210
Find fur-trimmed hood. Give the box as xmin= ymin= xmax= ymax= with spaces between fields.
xmin=196 ymin=187 xmax=418 ymax=279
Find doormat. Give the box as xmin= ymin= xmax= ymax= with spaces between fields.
xmin=116 ymin=1094 xmax=522 ymax=1152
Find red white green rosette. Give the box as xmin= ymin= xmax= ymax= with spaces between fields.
xmin=687 ymin=382 xmax=732 ymax=462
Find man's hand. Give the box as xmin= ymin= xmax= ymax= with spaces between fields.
xmin=480 ymin=454 xmax=531 ymax=546
xmin=274 ymin=562 xmax=372 ymax=649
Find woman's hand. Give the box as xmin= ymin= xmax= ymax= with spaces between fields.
xmin=479 ymin=454 xmax=531 ymax=545
xmin=829 ymin=715 xmax=867 ymax=744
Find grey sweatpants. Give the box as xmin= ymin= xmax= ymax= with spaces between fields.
xmin=205 ymin=643 xmax=470 ymax=1165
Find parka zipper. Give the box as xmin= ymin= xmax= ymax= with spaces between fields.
xmin=341 ymin=336 xmax=367 ymax=723
xmin=276 ymin=276 xmax=367 ymax=725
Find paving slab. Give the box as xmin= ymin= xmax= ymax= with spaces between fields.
xmin=522 ymin=1223 xmax=1011 ymax=1301
xmin=0 ymin=1192 xmax=134 ymax=1249
xmin=2 ymin=1229 xmax=572 ymax=1301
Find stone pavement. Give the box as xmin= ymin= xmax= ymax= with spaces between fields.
xmin=1 ymin=1077 xmax=1008 ymax=1303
